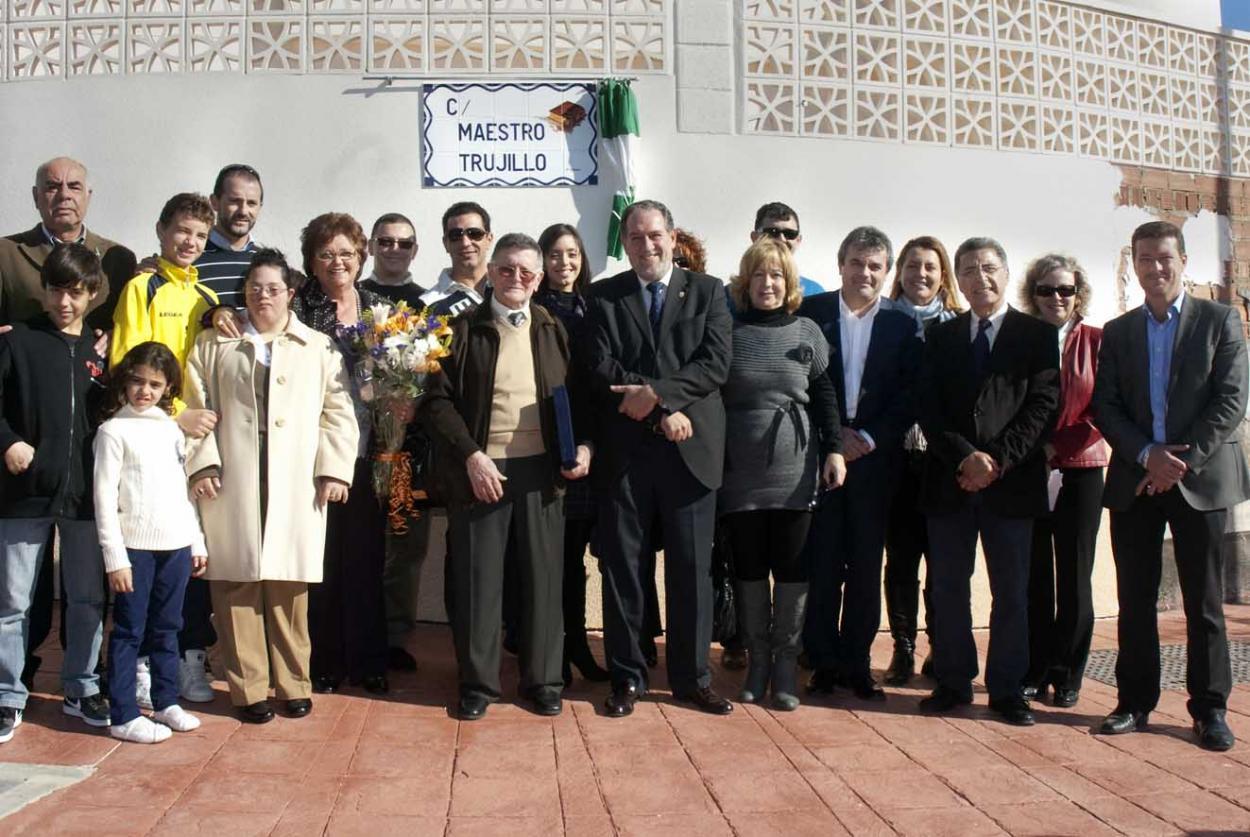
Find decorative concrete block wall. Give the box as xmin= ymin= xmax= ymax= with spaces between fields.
xmin=1 ymin=0 xmax=670 ymax=79
xmin=735 ymin=0 xmax=1250 ymax=178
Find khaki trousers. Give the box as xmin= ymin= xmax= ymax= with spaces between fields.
xmin=209 ymin=580 xmax=311 ymax=706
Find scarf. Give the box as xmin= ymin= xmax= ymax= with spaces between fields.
xmin=892 ymin=295 xmax=956 ymax=338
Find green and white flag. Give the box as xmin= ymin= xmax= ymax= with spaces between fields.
xmin=598 ymin=79 xmax=640 ymax=260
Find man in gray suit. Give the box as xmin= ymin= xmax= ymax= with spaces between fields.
xmin=1093 ymin=220 xmax=1250 ymax=751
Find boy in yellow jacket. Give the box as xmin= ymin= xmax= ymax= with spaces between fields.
xmin=109 ymin=192 xmax=220 ymax=706
xmin=110 ymin=193 xmax=218 ymax=436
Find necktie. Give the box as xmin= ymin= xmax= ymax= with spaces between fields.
xmin=507 ymin=310 xmax=526 ymax=328
xmin=646 ymin=281 xmax=666 ymax=339
xmin=972 ymin=317 xmax=992 ymax=377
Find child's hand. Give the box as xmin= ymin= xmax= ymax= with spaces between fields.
xmin=191 ymin=476 xmax=221 ymax=501
xmin=191 ymin=555 xmax=208 ymax=577
xmin=4 ymin=442 xmax=34 ymax=475
xmin=109 ymin=568 xmax=134 ymax=594
xmin=177 ymin=409 xmax=218 ymax=439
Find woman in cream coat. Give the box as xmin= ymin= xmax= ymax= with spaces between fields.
xmin=184 ymin=249 xmax=358 ymax=724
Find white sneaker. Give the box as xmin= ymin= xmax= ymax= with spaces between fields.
xmin=178 ymin=650 xmax=214 ymax=703
xmin=136 ymin=657 xmax=153 ymax=710
xmin=110 ymin=715 xmax=171 ymax=744
xmin=152 ymin=704 xmax=201 ymax=732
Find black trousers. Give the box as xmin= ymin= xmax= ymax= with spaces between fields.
xmin=563 ymin=517 xmax=597 ymax=655
xmin=883 ymin=451 xmax=933 ymax=644
xmin=1026 ymin=466 xmax=1103 ymax=691
xmin=309 ymin=458 xmax=388 ymax=682
xmin=600 ymin=437 xmax=715 ymax=694
xmin=1110 ymin=488 xmax=1230 ymax=719
xmin=927 ymin=499 xmax=1033 ymax=701
xmin=722 ymin=509 xmax=811 ymax=583
xmin=448 ymin=455 xmax=564 ymax=699
xmin=802 ymin=460 xmax=892 ymax=678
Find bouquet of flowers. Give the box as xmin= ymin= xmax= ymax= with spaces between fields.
xmin=342 ymin=301 xmax=453 ymax=533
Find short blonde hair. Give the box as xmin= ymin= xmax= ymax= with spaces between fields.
xmin=730 ymin=238 xmax=803 ymax=314
xmin=1018 ymin=253 xmax=1093 ymax=319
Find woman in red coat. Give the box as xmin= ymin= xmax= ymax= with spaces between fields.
xmin=1018 ymin=254 xmax=1109 ymax=708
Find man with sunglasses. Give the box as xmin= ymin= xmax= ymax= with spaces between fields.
xmin=361 ymin=213 xmax=426 ymax=308
xmin=420 ymin=202 xmax=494 ymax=319
xmin=359 ymin=213 xmax=430 ymax=674
xmin=750 ymin=202 xmax=825 ymax=297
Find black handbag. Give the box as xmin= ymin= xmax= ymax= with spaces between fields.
xmin=710 ymin=524 xmax=738 ymax=645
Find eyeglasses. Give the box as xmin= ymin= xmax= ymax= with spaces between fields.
xmin=958 ymin=263 xmax=1003 ymax=279
xmin=1034 ymin=285 xmax=1077 ymax=298
xmin=245 ymin=284 xmax=288 ymax=298
xmin=493 ymin=265 xmax=539 ymax=282
xmin=375 ymin=237 xmax=416 ymax=251
xmin=759 ymin=226 xmax=800 ymax=241
xmin=446 ymin=227 xmax=488 ymax=242
xmin=315 ymin=250 xmax=359 ymax=264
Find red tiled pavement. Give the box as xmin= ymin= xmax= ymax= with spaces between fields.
xmin=5 ymin=608 xmax=1250 ymax=835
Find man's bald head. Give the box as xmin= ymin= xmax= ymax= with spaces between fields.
xmin=32 ymin=157 xmax=92 ymax=241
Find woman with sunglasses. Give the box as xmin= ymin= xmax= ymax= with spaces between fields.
xmin=532 ymin=223 xmax=611 ymax=686
xmin=1017 ymin=253 xmax=1108 ymax=709
xmin=881 ymin=236 xmax=963 ymax=685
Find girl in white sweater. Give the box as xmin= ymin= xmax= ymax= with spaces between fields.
xmin=94 ymin=342 xmax=208 ymax=744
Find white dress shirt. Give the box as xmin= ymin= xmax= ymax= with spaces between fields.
xmin=839 ymin=292 xmax=880 ymax=423
xmin=969 ymin=301 xmax=1010 ymax=348
xmin=490 ymin=295 xmax=530 ymax=327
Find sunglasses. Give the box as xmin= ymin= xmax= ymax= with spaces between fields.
xmin=446 ymin=227 xmax=488 ymax=242
xmin=760 ymin=226 xmax=800 ymax=241
xmin=376 ymin=237 xmax=416 ymax=250
xmin=1034 ymin=285 xmax=1077 ymax=298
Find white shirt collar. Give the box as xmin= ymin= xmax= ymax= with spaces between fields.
xmin=839 ymin=291 xmax=881 ymax=321
xmin=490 ymin=295 xmax=530 ymax=326
xmin=638 ymin=264 xmax=674 ymax=294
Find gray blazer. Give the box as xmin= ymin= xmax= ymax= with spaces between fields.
xmin=1093 ymin=293 xmax=1250 ymax=512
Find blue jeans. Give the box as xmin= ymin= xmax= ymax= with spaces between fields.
xmin=108 ymin=547 xmax=191 ymax=725
xmin=0 ymin=518 xmax=104 ymax=709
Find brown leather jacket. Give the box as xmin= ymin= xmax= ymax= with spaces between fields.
xmin=418 ymin=301 xmax=573 ymax=507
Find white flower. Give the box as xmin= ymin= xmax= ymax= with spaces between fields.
xmin=370 ymin=303 xmax=394 ymax=324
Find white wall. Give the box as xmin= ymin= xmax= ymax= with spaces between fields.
xmin=0 ymin=70 xmax=1202 ymax=330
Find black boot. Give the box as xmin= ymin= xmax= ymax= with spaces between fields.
xmin=736 ymin=580 xmax=772 ymax=703
xmin=563 ymin=550 xmax=609 ymax=684
xmin=884 ymin=637 xmax=915 ymax=686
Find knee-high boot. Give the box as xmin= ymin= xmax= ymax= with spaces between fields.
xmin=770 ymin=582 xmax=808 ymax=711
xmin=735 ymin=580 xmax=772 ymax=703
xmin=884 ymin=575 xmax=918 ymax=686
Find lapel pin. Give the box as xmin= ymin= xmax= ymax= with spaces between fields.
xmin=679 ymin=290 xmax=686 ymax=299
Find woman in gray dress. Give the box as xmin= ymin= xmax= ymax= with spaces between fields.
xmin=720 ymin=238 xmax=845 ymax=710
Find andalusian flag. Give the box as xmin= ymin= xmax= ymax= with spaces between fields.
xmin=599 ymin=79 xmax=640 ymax=260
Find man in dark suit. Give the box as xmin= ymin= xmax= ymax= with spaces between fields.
xmin=799 ymin=226 xmax=921 ymax=700
xmin=1092 ymin=221 xmax=1250 ymax=751
xmin=586 ymin=199 xmax=734 ymax=717
xmin=918 ymin=237 xmax=1060 ymax=726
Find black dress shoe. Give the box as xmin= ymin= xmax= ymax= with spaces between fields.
xmin=529 ymin=689 xmax=563 ymax=717
xmin=839 ymin=672 xmax=886 ymax=701
xmin=1099 ymin=708 xmax=1149 ymax=735
xmin=721 ymin=647 xmax=747 ymax=671
xmin=919 ymin=685 xmax=973 ymax=714
xmin=672 ymin=686 xmax=733 ymax=715
xmin=238 ymin=700 xmax=275 ymax=724
xmin=387 ymin=647 xmax=418 ymax=672
xmin=359 ymin=675 xmax=389 ymax=695
xmin=807 ymin=669 xmax=838 ymax=694
xmin=1052 ymin=688 xmax=1079 ymax=708
xmin=458 ymin=693 xmax=490 ymax=721
xmin=1020 ymin=684 xmax=1040 ymax=701
xmin=605 ymin=681 xmax=641 ymax=718
xmin=1195 ymin=710 xmax=1236 ymax=751
xmin=989 ymin=696 xmax=1036 ymax=726
xmin=285 ymin=698 xmax=312 ymax=718
xmin=312 ymin=676 xmax=339 ymax=694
